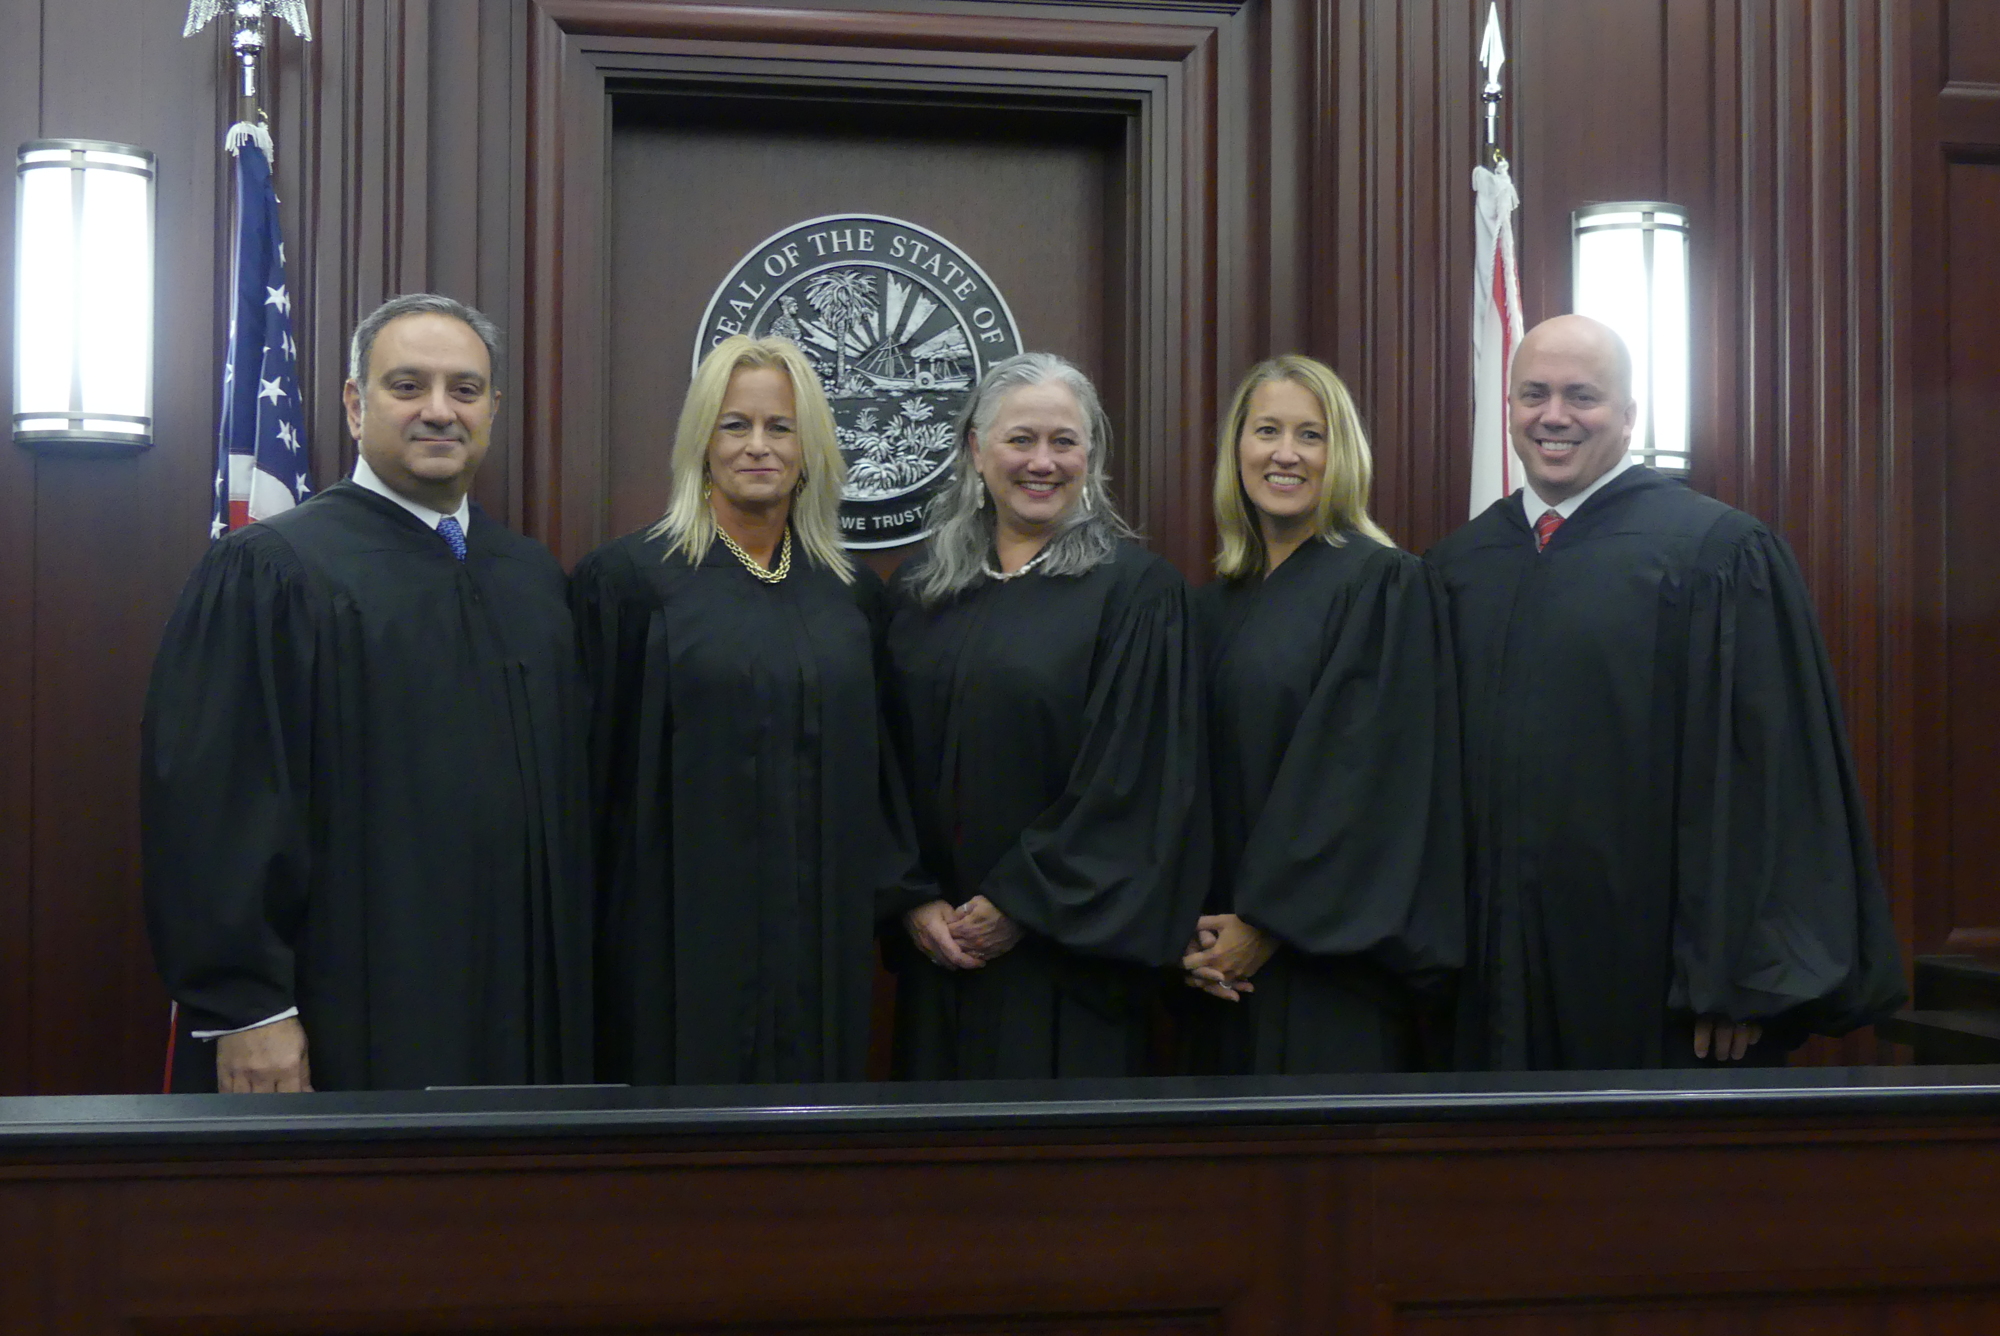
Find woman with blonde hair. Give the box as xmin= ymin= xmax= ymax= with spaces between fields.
xmin=1180 ymin=354 xmax=1463 ymax=1073
xmin=881 ymin=352 xmax=1206 ymax=1079
xmin=572 ymin=335 xmax=925 ymax=1084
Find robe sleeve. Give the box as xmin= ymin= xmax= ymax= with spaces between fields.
xmin=141 ymin=531 xmax=317 ymax=1034
xmin=853 ymin=565 xmax=944 ymax=923
xmin=1670 ymin=520 xmax=1907 ymax=1035
xmin=979 ymin=562 xmax=1209 ymax=968
xmin=1229 ymin=550 xmax=1465 ymax=987
xmin=568 ymin=542 xmax=674 ymax=1079
xmin=569 ymin=542 xmax=657 ymax=878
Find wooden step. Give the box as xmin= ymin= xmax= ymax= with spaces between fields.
xmin=1874 ymin=1009 xmax=2000 ymax=1064
xmin=1914 ymin=955 xmax=2000 ymax=1012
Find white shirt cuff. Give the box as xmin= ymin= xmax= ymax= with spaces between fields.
xmin=190 ymin=1006 xmax=299 ymax=1041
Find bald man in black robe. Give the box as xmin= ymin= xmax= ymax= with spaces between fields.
xmin=143 ymin=295 xmax=592 ymax=1092
xmin=1426 ymin=314 xmax=1904 ymax=1070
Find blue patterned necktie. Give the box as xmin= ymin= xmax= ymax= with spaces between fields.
xmin=437 ymin=515 xmax=468 ymax=562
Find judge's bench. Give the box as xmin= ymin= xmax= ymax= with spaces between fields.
xmin=3 ymin=1069 xmax=1999 ymax=1333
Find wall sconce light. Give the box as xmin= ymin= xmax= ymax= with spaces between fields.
xmin=1571 ymin=202 xmax=1689 ymax=475
xmin=13 ymin=139 xmax=156 ymax=452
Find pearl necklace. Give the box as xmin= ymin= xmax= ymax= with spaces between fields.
xmin=718 ymin=525 xmax=791 ymax=584
xmin=983 ymin=547 xmax=1051 ymax=582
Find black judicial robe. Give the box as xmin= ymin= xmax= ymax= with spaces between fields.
xmin=882 ymin=541 xmax=1208 ymax=1080
xmin=142 ymin=482 xmax=593 ymax=1091
xmin=1191 ymin=534 xmax=1464 ymax=1074
xmin=571 ymin=532 xmax=923 ymax=1085
xmin=1425 ymin=466 xmax=1905 ymax=1070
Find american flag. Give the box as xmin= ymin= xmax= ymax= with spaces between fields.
xmin=169 ymin=121 xmax=314 ymax=1093
xmin=211 ymin=121 xmax=310 ymax=537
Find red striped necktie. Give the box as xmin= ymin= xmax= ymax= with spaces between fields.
xmin=1534 ymin=509 xmax=1564 ymax=552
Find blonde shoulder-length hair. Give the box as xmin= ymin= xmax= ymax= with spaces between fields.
xmin=1213 ymin=354 xmax=1393 ymax=579
xmin=649 ymin=334 xmax=851 ymax=583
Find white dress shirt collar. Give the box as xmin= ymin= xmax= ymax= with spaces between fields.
xmin=351 ymin=454 xmax=472 ymax=533
xmin=1519 ymin=455 xmax=1637 ymax=528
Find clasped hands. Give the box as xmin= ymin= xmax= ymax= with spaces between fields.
xmin=904 ymin=895 xmax=1023 ymax=970
xmin=1694 ymin=1016 xmax=1763 ymax=1062
xmin=1181 ymin=913 xmax=1276 ymax=1002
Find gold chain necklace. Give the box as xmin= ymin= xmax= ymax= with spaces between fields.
xmin=717 ymin=524 xmax=791 ymax=584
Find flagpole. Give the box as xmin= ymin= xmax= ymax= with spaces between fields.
xmin=1469 ymin=2 xmax=1524 ymax=517
xmin=165 ymin=0 xmax=316 ymax=1095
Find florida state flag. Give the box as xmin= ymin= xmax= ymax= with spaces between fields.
xmin=1470 ymin=159 xmax=1523 ymax=516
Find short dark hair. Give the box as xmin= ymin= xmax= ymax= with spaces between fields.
xmin=347 ymin=293 xmax=503 ymax=387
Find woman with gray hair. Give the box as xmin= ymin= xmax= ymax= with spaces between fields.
xmin=880 ymin=352 xmax=1207 ymax=1079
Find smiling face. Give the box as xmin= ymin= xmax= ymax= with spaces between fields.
xmin=1237 ymin=377 xmax=1328 ymax=534
xmin=1508 ymin=315 xmax=1637 ymax=504
xmin=342 ymin=312 xmax=496 ymax=511
xmin=972 ymin=379 xmax=1089 ymax=538
xmin=705 ymin=365 xmax=801 ymax=517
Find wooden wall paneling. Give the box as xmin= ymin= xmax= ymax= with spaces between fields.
xmin=1666 ymin=0 xmax=1728 ymax=510
xmin=285 ymin=0 xmax=355 ymax=494
xmin=109 ymin=1154 xmax=1266 ymax=1330
xmin=1252 ymin=0 xmax=1305 ymax=358
xmin=1938 ymin=160 xmax=2000 ymax=951
xmin=1910 ymin=0 xmax=1955 ymax=958
xmin=1512 ymin=0 xmax=1668 ymax=335
xmin=523 ymin=7 xmax=612 ymax=561
xmin=1939 ymin=85 xmax=2000 ymax=146
xmin=0 ymin=1181 xmax=117 ymax=1336
xmin=0 ymin=1 xmax=44 ymax=1098
xmin=27 ymin=0 xmax=232 ymax=1095
xmin=1315 ymin=0 xmax=1475 ymax=555
xmin=474 ymin=7 xmax=532 ymax=533
xmin=1164 ymin=21 xmax=1221 ymax=575
xmin=1878 ymin=0 xmax=1921 ymax=991
xmin=1915 ymin=0 xmax=2000 ymax=959
xmin=1798 ymin=0 xmax=1900 ymax=862
xmin=1398 ymin=1298 xmax=2000 ymax=1335
xmin=1946 ymin=0 xmax=2000 ymax=88
xmin=7 ymin=1116 xmax=2000 ymax=1330
xmin=1369 ymin=1132 xmax=2000 ymax=1313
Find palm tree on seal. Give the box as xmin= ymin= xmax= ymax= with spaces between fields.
xmin=804 ymin=270 xmax=876 ymax=394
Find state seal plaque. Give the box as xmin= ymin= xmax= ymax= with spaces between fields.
xmin=695 ymin=214 xmax=1024 ymax=549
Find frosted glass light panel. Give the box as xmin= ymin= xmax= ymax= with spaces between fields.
xmin=1571 ymin=202 xmax=1689 ymax=475
xmin=13 ymin=140 xmax=155 ymax=450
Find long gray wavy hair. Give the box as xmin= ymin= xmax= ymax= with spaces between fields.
xmin=909 ymin=352 xmax=1136 ymax=607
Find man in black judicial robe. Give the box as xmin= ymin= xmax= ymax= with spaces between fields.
xmin=144 ymin=294 xmax=592 ymax=1092
xmin=1425 ymin=314 xmax=1904 ymax=1070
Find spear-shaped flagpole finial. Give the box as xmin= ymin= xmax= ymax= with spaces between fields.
xmin=184 ymin=1 xmax=313 ymax=104
xmin=1479 ymin=2 xmax=1507 ymax=166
